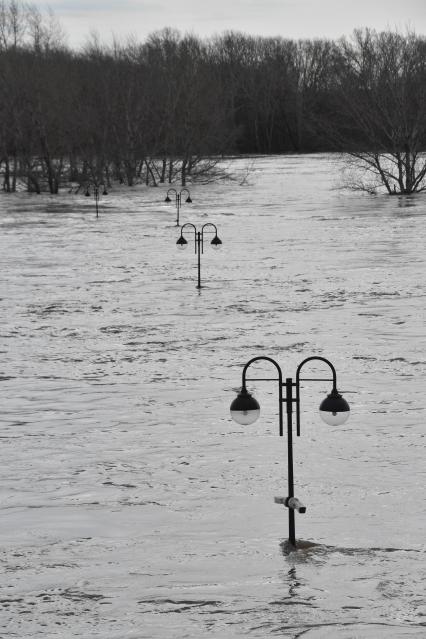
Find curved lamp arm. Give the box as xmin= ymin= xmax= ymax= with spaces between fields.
xmin=295 ymin=356 xmax=337 ymax=436
xmin=201 ymin=222 xmax=218 ymax=236
xmin=179 ymin=222 xmax=197 ymax=252
xmin=242 ymin=355 xmax=282 ymax=387
xmin=242 ymin=356 xmax=284 ymax=437
xmin=165 ymin=187 xmax=178 ymax=204
xmin=200 ymin=223 xmax=219 ymax=254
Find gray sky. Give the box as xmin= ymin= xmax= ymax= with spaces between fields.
xmin=47 ymin=0 xmax=426 ymax=48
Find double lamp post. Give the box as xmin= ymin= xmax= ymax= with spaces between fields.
xmin=176 ymin=222 xmax=222 ymax=289
xmin=85 ymin=182 xmax=108 ymax=218
xmin=230 ymin=355 xmax=350 ymax=549
xmin=165 ymin=188 xmax=192 ymax=226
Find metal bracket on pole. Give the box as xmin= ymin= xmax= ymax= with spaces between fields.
xmin=274 ymin=496 xmax=306 ymax=514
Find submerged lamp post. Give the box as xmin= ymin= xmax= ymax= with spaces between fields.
xmin=85 ymin=182 xmax=108 ymax=218
xmin=230 ymin=356 xmax=350 ymax=549
xmin=176 ymin=222 xmax=222 ymax=289
xmin=165 ymin=188 xmax=192 ymax=226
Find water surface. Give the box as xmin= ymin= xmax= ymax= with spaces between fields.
xmin=1 ymin=155 xmax=425 ymax=638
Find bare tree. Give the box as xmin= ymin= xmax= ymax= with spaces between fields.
xmin=329 ymin=29 xmax=426 ymax=194
xmin=0 ymin=0 xmax=26 ymax=50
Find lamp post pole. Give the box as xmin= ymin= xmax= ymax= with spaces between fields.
xmin=230 ymin=356 xmax=350 ymax=549
xmin=176 ymin=222 xmax=222 ymax=289
xmin=196 ymin=230 xmax=202 ymax=289
xmin=94 ymin=185 xmax=100 ymax=218
xmin=165 ymin=188 xmax=192 ymax=226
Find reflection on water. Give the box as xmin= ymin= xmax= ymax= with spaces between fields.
xmin=1 ymin=155 xmax=426 ymax=638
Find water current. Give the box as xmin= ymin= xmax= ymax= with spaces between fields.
xmin=1 ymin=155 xmax=425 ymax=637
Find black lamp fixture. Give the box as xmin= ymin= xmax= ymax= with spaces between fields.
xmin=230 ymin=387 xmax=260 ymax=424
xmin=164 ymin=188 xmax=193 ymax=225
xmin=176 ymin=222 xmax=222 ymax=288
xmin=176 ymin=235 xmax=188 ymax=249
xmin=319 ymin=388 xmax=350 ymax=425
xmin=230 ymin=355 xmax=350 ymax=549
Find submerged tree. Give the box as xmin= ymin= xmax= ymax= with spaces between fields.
xmin=2 ymin=10 xmax=426 ymax=195
xmin=329 ymin=29 xmax=426 ymax=194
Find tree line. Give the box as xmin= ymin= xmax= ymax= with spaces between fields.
xmin=1 ymin=0 xmax=426 ymax=194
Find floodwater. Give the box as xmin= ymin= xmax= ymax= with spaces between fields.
xmin=1 ymin=155 xmax=425 ymax=638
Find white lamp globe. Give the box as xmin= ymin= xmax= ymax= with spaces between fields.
xmin=319 ymin=389 xmax=350 ymax=426
xmin=176 ymin=236 xmax=188 ymax=250
xmin=211 ymin=235 xmax=222 ymax=250
xmin=230 ymin=388 xmax=260 ymax=425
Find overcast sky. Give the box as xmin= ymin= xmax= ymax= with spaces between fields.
xmin=47 ymin=0 xmax=426 ymax=49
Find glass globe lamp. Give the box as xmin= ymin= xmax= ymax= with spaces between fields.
xmin=319 ymin=389 xmax=350 ymax=426
xmin=211 ymin=235 xmax=222 ymax=250
xmin=230 ymin=387 xmax=260 ymax=425
xmin=176 ymin=236 xmax=188 ymax=250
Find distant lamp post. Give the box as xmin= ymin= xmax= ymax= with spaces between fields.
xmin=230 ymin=356 xmax=350 ymax=550
xmin=85 ymin=183 xmax=108 ymax=218
xmin=165 ymin=188 xmax=192 ymax=226
xmin=176 ymin=222 xmax=222 ymax=289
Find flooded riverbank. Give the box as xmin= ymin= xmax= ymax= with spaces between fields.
xmin=1 ymin=155 xmax=425 ymax=637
